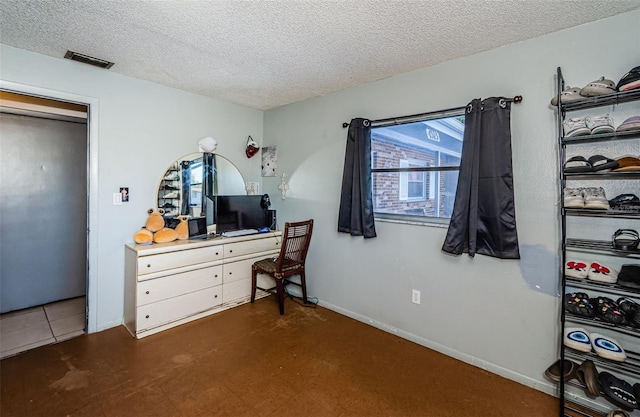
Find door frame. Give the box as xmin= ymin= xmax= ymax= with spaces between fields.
xmin=1 ymin=80 xmax=99 ymax=334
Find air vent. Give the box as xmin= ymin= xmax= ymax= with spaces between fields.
xmin=64 ymin=50 xmax=114 ymax=69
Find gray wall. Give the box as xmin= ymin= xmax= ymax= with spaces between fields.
xmin=262 ymin=11 xmax=640 ymax=394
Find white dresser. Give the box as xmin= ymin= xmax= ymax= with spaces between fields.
xmin=124 ymin=232 xmax=280 ymax=338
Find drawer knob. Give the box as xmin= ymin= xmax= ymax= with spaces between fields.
xmin=214 ymin=274 xmax=218 ymax=278
xmin=145 ymin=291 xmax=149 ymax=295
xmin=215 ymin=294 xmax=218 ymax=298
xmin=216 ymin=252 xmax=219 ymax=256
xmin=229 ymin=250 xmax=233 ymax=253
xmin=145 ymin=315 xmax=150 ymax=319
xmin=147 ymin=264 xmax=151 ymax=268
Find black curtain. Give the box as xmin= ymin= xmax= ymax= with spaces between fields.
xmin=442 ymin=97 xmax=520 ymax=259
xmin=338 ymin=118 xmax=377 ymax=238
xmin=180 ymin=161 xmax=191 ymax=216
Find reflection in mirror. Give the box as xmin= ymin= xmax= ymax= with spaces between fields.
xmin=157 ymin=153 xmax=246 ymax=218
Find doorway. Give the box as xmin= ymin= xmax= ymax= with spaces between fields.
xmin=0 ymin=91 xmax=90 ymax=357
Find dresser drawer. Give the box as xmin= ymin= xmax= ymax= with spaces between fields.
xmin=223 ymin=278 xmax=250 ymax=303
xmin=136 ymin=286 xmax=222 ymax=331
xmin=138 ymin=245 xmax=223 ymax=275
xmin=224 ymin=238 xmax=280 ymax=258
xmin=137 ymin=265 xmax=222 ymax=306
xmin=223 ymin=257 xmax=257 ymax=284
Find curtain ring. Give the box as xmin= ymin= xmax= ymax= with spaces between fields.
xmin=363 ymin=119 xmax=370 ymax=127
xmin=499 ymin=98 xmax=507 ymax=109
xmin=466 ymin=104 xmax=473 ymax=113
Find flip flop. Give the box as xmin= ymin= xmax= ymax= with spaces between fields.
xmin=544 ymin=359 xmax=578 ymax=382
xmin=599 ymin=372 xmax=638 ymax=411
xmin=576 ymin=359 xmax=600 ymax=399
xmin=591 ymin=333 xmax=626 ymax=362
xmin=564 ymin=156 xmax=593 ymax=173
xmin=588 ymin=155 xmax=619 ymax=172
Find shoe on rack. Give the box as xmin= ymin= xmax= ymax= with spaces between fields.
xmin=608 ymin=409 xmax=631 ymax=417
xmin=544 ymin=358 xmax=578 ymax=382
xmin=576 ymin=359 xmax=600 ymax=399
xmin=565 ymin=260 xmax=588 ymax=279
xmin=588 ymin=155 xmax=619 ymax=172
xmin=586 ymin=115 xmax=615 ymax=134
xmin=599 ymin=372 xmax=638 ymax=411
xmin=583 ymin=187 xmax=610 ymax=210
xmin=563 ymin=156 xmax=592 ymax=173
xmin=564 ymin=187 xmax=585 ymax=208
xmin=617 ymin=66 xmax=640 ymax=92
xmin=609 ymin=194 xmax=640 ymax=210
xmin=592 ymin=296 xmax=627 ymax=325
xmin=162 ymin=191 xmax=179 ymax=199
xmin=591 ymin=332 xmax=626 ymax=362
xmin=613 ymin=155 xmax=640 ymax=172
xmin=580 ymin=76 xmax=617 ymax=96
xmin=617 ymin=265 xmax=640 ymax=289
xmin=164 ymin=172 xmax=179 ymax=181
xmin=587 ymin=261 xmax=618 ymax=283
xmin=616 ymin=116 xmax=640 ymax=132
xmin=550 ymin=86 xmax=583 ymax=106
xmin=563 ymin=117 xmax=591 ymax=137
xmin=564 ymin=327 xmax=592 ymax=352
xmin=565 ymin=293 xmax=596 ymax=318
xmin=616 ymin=297 xmax=638 ymax=316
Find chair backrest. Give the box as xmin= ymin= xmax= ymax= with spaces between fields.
xmin=275 ymin=219 xmax=314 ymax=274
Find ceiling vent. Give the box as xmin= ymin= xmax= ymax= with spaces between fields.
xmin=64 ymin=50 xmax=114 ymax=69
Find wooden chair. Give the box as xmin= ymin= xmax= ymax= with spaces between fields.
xmin=251 ymin=219 xmax=314 ymax=314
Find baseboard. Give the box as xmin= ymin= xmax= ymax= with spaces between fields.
xmin=318 ymin=300 xmax=559 ymax=398
xmin=95 ymin=318 xmax=123 ymax=333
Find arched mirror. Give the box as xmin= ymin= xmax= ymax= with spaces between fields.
xmin=157 ymin=153 xmax=246 ymax=218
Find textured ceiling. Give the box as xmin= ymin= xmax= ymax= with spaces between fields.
xmin=1 ymin=1 xmax=639 ymax=110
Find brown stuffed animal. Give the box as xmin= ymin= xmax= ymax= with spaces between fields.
xmin=145 ymin=208 xmax=165 ymax=232
xmin=133 ymin=227 xmax=153 ymax=244
xmin=153 ymin=227 xmax=178 ymax=243
xmin=175 ymin=216 xmax=189 ymax=240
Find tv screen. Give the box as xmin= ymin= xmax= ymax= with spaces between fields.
xmin=215 ymin=195 xmax=269 ymax=233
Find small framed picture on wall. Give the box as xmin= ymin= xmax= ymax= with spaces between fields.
xmin=261 ymin=147 xmax=277 ymax=177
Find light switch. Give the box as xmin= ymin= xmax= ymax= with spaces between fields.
xmin=113 ymin=193 xmax=122 ymax=205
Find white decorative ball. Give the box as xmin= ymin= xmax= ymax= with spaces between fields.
xmin=198 ymin=137 xmax=218 ymax=153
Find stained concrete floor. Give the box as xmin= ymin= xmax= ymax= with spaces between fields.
xmin=0 ymin=296 xmax=559 ymax=417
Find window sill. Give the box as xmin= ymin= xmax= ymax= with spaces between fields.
xmin=374 ymin=215 xmax=449 ymax=229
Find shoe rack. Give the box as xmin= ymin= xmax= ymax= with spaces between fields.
xmin=555 ymin=67 xmax=640 ymax=416
xmin=158 ymin=162 xmax=181 ymax=216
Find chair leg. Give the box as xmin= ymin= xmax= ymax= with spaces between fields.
xmin=299 ymin=271 xmax=308 ymax=304
xmin=250 ymin=268 xmax=258 ymax=303
xmin=275 ymin=278 xmax=285 ymax=315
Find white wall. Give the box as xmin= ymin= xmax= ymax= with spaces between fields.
xmin=0 ymin=44 xmax=264 ymax=331
xmin=263 ymin=10 xmax=640 ymax=394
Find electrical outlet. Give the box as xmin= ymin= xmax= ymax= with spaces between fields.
xmin=412 ymin=289 xmax=421 ymax=305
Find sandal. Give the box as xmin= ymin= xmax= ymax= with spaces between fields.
xmin=592 ymin=296 xmax=627 ymax=325
xmin=612 ymin=229 xmax=640 ymax=251
xmin=599 ymin=372 xmax=638 ymax=411
xmin=544 ymin=359 xmax=578 ymax=382
xmin=564 ymin=156 xmax=592 ymax=173
xmin=608 ymin=409 xmax=631 ymax=417
xmin=576 ymin=359 xmax=600 ymax=399
xmin=565 ymin=292 xmax=595 ymax=318
xmin=588 ymin=155 xmax=619 ymax=172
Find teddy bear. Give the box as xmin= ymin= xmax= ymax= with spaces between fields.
xmin=134 ymin=208 xmax=181 ymax=244
xmin=175 ymin=216 xmax=189 ymax=240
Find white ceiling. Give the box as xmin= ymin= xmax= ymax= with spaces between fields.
xmin=2 ymin=1 xmax=639 ymax=110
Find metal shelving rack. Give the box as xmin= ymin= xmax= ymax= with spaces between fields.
xmin=555 ymin=67 xmax=640 ymax=417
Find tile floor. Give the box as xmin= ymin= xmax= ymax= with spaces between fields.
xmin=0 ymin=296 xmax=85 ymax=359
xmin=0 ymin=296 xmax=560 ymax=417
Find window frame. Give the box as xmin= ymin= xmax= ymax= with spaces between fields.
xmin=370 ymin=107 xmax=465 ymax=226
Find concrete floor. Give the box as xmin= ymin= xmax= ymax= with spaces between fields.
xmin=0 ymin=296 xmax=558 ymax=417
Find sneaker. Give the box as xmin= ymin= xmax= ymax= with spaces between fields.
xmin=580 ymin=76 xmax=617 ymax=96
xmin=583 ymin=187 xmax=610 ymax=210
xmin=616 ymin=116 xmax=640 ymax=132
xmin=617 ymin=66 xmax=640 ymax=92
xmin=563 ymin=117 xmax=590 ymax=137
xmin=162 ymin=191 xmax=179 ymax=199
xmin=586 ymin=115 xmax=614 ymax=134
xmin=164 ymin=172 xmax=179 ymax=181
xmin=609 ymin=194 xmax=640 ymax=210
xmin=564 ymin=187 xmax=584 ymax=208
xmin=550 ymin=86 xmax=583 ymax=106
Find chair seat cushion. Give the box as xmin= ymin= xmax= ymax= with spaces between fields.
xmin=253 ymin=258 xmax=303 ymax=275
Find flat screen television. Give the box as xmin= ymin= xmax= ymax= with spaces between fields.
xmin=214 ymin=195 xmax=269 ymax=233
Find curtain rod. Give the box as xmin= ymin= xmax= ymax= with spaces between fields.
xmin=342 ymin=95 xmax=523 ymax=128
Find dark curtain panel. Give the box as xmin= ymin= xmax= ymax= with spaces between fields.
xmin=180 ymin=161 xmax=191 ymax=216
xmin=442 ymin=97 xmax=520 ymax=259
xmin=338 ymin=118 xmax=377 ymax=238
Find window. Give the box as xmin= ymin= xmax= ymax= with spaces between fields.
xmin=371 ymin=111 xmax=465 ymax=222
